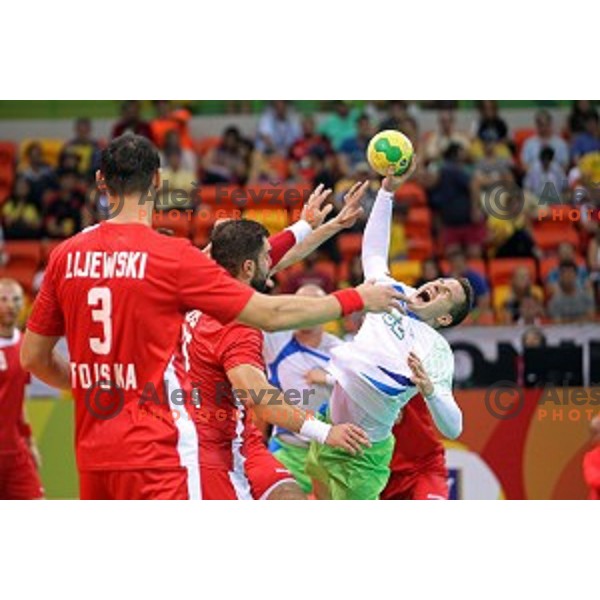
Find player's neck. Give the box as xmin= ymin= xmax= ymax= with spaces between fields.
xmin=0 ymin=324 xmax=16 ymax=339
xmin=294 ymin=329 xmax=322 ymax=348
xmin=106 ymin=195 xmax=154 ymax=227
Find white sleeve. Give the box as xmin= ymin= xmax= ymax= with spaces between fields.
xmin=361 ymin=188 xmax=395 ymax=281
xmin=421 ymin=339 xmax=463 ymax=439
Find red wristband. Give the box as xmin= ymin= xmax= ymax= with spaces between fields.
xmin=333 ymin=289 xmax=365 ymax=316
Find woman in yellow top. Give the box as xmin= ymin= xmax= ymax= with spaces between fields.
xmin=1 ymin=177 xmax=42 ymax=239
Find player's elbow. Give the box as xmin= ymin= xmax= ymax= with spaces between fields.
xmin=20 ymin=340 xmax=40 ymax=373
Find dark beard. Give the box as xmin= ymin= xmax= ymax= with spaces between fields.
xmin=250 ymin=272 xmax=269 ymax=293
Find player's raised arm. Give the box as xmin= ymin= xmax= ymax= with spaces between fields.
xmin=226 ymin=363 xmax=370 ymax=455
xmin=362 ymin=162 xmax=416 ymax=281
xmin=272 ymin=181 xmax=368 ymax=274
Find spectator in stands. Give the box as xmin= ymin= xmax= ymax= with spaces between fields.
xmin=160 ymin=129 xmax=196 ymax=173
xmin=521 ymin=110 xmax=569 ymax=170
xmin=157 ymin=147 xmax=196 ymax=210
xmin=111 ymin=100 xmax=153 ymax=140
xmin=521 ymin=327 xmax=547 ymax=349
xmin=149 ymin=101 xmax=193 ymax=151
xmin=587 ymin=228 xmax=600 ymax=301
xmin=583 ymin=414 xmax=600 ymax=500
xmin=428 ymin=143 xmax=485 ymax=258
xmin=19 ymin=142 xmax=53 ymax=203
xmin=304 ymin=147 xmax=338 ymax=190
xmin=523 ymin=146 xmax=566 ymax=202
xmin=338 ymin=114 xmax=373 ymax=174
xmin=289 ymin=114 xmax=333 ymax=166
xmin=282 ymin=254 xmax=335 ymax=294
xmin=42 ymin=169 xmax=87 ymax=238
xmin=201 ymin=126 xmax=248 ymax=184
xmin=318 ymin=101 xmax=360 ymax=151
xmin=446 ymin=249 xmax=491 ymax=314
xmin=471 ymin=127 xmax=514 ymax=194
xmin=516 ymin=296 xmax=545 ymax=326
xmin=486 ymin=190 xmax=537 ymax=259
xmin=2 ymin=176 xmax=43 ymax=240
xmin=503 ymin=266 xmax=544 ymax=323
xmin=379 ymin=100 xmax=410 ymax=131
xmin=256 ymin=100 xmax=302 ymax=155
xmin=415 ymin=258 xmax=443 ymax=288
xmin=423 ymin=110 xmax=470 ymax=164
xmin=473 ymin=101 xmax=509 ymax=143
xmin=398 ymin=116 xmax=420 ymax=155
xmin=546 ymin=242 xmax=589 ymax=291
xmin=62 ymin=117 xmax=101 ymax=179
xmin=548 ymin=261 xmax=595 ymax=322
xmin=571 ymin=113 xmax=600 ymax=162
xmin=567 ymin=101 xmax=598 ymax=138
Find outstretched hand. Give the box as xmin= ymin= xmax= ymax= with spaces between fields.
xmin=301 ymin=183 xmax=334 ymax=229
xmin=382 ymin=158 xmax=417 ymax=193
xmin=330 ymin=180 xmax=368 ymax=230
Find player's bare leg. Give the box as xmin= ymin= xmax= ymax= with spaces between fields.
xmin=265 ymin=480 xmax=306 ymax=500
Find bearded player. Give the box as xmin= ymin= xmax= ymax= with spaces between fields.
xmin=20 ymin=133 xmax=404 ymax=500
xmin=0 ymin=279 xmax=44 ymax=500
xmin=306 ymin=165 xmax=473 ymax=500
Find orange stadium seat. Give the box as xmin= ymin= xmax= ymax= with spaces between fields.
xmin=193 ymin=136 xmax=221 ymax=157
xmin=0 ymin=263 xmax=37 ymax=294
xmin=338 ymin=233 xmax=363 ymax=261
xmin=513 ymin=128 xmax=536 ymax=157
xmin=405 ymin=206 xmax=432 ymax=237
xmin=243 ymin=208 xmax=289 ymax=235
xmin=533 ymin=204 xmax=580 ymax=231
xmin=533 ymin=227 xmax=580 ymax=253
xmin=395 ymin=181 xmax=427 ymax=206
xmin=488 ymin=258 xmax=537 ymax=287
xmin=390 ymin=260 xmax=422 ymax=286
xmin=440 ymin=259 xmax=488 ymax=279
xmin=41 ymin=239 xmax=64 ymax=262
xmin=314 ymin=260 xmax=337 ymax=283
xmin=0 ymin=141 xmax=17 ymax=167
xmin=408 ymin=236 xmax=434 ymax=261
xmin=4 ymin=241 xmax=42 ymax=269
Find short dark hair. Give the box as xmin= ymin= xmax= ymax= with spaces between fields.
xmin=444 ymin=277 xmax=474 ymax=328
xmin=100 ymin=133 xmax=160 ymax=195
xmin=210 ymin=219 xmax=269 ymax=277
xmin=558 ymin=260 xmax=578 ymax=273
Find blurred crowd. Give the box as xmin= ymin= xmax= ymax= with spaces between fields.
xmin=1 ymin=99 xmax=600 ymax=330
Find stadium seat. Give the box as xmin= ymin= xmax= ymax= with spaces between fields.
xmin=440 ymin=259 xmax=488 ymax=279
xmin=243 ymin=208 xmax=289 ymax=235
xmin=533 ymin=227 xmax=579 ymax=253
xmin=390 ymin=260 xmax=422 ymax=286
xmin=41 ymin=240 xmax=64 ymax=262
xmin=152 ymin=210 xmax=192 ymax=238
xmin=533 ymin=204 xmax=580 ymax=231
xmin=4 ymin=241 xmax=42 ymax=269
xmin=338 ymin=233 xmax=363 ymax=261
xmin=314 ymin=260 xmax=337 ymax=283
xmin=407 ymin=236 xmax=434 ymax=261
xmin=405 ymin=207 xmax=432 ymax=237
xmin=513 ymin=128 xmax=536 ymax=157
xmin=395 ymin=182 xmax=427 ymax=206
xmin=488 ymin=258 xmax=537 ymax=287
xmin=0 ymin=263 xmax=37 ymax=294
xmin=0 ymin=141 xmax=17 ymax=168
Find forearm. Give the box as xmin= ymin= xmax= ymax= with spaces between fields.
xmin=269 ymin=220 xmax=312 ymax=268
xmin=424 ymin=387 xmax=463 ymax=439
xmin=24 ymin=350 xmax=71 ymax=390
xmin=272 ymin=220 xmax=341 ymax=274
xmin=362 ymin=188 xmax=394 ymax=280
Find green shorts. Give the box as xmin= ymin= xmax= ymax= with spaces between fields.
xmin=270 ymin=438 xmax=312 ymax=494
xmin=305 ymin=434 xmax=395 ymax=500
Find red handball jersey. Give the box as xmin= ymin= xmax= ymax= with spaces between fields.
xmin=583 ymin=446 xmax=600 ymax=500
xmin=0 ymin=330 xmax=32 ymax=457
xmin=26 ymin=221 xmax=254 ymax=471
xmin=185 ymin=310 xmax=264 ymax=470
xmin=389 ymin=394 xmax=446 ymax=473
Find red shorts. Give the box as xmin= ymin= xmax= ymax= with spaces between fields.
xmin=442 ymin=223 xmax=487 ymax=249
xmin=381 ymin=461 xmax=449 ymax=501
xmin=0 ymin=451 xmax=44 ymax=500
xmin=79 ymin=467 xmax=193 ymax=500
xmin=200 ymin=443 xmax=295 ymax=500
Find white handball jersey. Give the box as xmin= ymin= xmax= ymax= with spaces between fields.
xmin=263 ymin=330 xmax=342 ymax=445
xmin=327 ymin=279 xmax=455 ymax=443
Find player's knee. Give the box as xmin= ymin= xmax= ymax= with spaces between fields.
xmin=266 ymin=481 xmax=306 ymax=500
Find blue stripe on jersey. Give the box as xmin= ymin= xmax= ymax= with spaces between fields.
xmin=392 ymin=282 xmax=422 ymax=321
xmin=267 ymin=337 xmax=330 ymax=389
xmin=378 ymin=366 xmax=415 ymax=388
xmin=361 ymin=372 xmax=406 ymax=396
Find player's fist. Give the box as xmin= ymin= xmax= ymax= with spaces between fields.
xmin=325 ymin=423 xmax=371 ymax=455
xmin=356 ymin=280 xmax=407 ymax=314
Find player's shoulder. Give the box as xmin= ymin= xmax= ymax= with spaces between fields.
xmin=322 ymin=332 xmax=343 ymax=350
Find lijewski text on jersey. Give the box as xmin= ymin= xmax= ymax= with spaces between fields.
xmin=65 ymin=251 xmax=148 ymax=279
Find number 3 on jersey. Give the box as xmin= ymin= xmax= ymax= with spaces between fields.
xmin=88 ymin=287 xmax=112 ymax=355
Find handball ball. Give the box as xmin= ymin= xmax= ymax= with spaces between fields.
xmin=367 ymin=129 xmax=414 ymax=177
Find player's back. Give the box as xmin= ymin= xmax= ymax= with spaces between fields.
xmin=186 ymin=311 xmax=264 ymax=470
xmin=28 ymin=221 xmax=253 ymax=471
